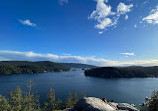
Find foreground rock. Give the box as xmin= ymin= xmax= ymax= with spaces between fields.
xmin=74 ymin=97 xmax=115 ymax=111
xmin=74 ymin=97 xmax=139 ymax=111
xmin=117 ymin=103 xmax=138 ymax=111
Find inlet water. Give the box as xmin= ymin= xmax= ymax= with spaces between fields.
xmin=0 ymin=69 xmax=158 ymax=106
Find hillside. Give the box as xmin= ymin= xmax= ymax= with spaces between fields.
xmin=61 ymin=63 xmax=97 ymax=68
xmin=85 ymin=66 xmax=158 ymax=78
xmin=0 ymin=61 xmax=70 ymax=74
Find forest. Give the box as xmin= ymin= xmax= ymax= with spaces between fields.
xmin=85 ymin=66 xmax=158 ymax=78
xmin=60 ymin=63 xmax=96 ymax=68
xmin=0 ymin=61 xmax=70 ymax=75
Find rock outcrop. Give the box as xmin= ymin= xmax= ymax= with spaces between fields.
xmin=117 ymin=103 xmax=138 ymax=111
xmin=74 ymin=97 xmax=115 ymax=111
xmin=74 ymin=97 xmax=139 ymax=111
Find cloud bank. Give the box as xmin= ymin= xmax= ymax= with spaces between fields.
xmin=0 ymin=50 xmax=158 ymax=67
xmin=18 ymin=19 xmax=36 ymax=26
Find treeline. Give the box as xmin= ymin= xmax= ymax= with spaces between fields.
xmin=0 ymin=81 xmax=83 ymax=111
xmin=0 ymin=61 xmax=70 ymax=74
xmin=85 ymin=66 xmax=158 ymax=78
xmin=61 ymin=63 xmax=97 ymax=68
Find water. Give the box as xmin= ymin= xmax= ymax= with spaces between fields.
xmin=0 ymin=68 xmax=158 ymax=106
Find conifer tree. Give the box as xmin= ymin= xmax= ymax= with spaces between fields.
xmin=55 ymin=98 xmax=62 ymax=110
xmin=65 ymin=92 xmax=73 ymax=108
xmin=43 ymin=88 xmax=56 ymax=111
xmin=72 ymin=91 xmax=78 ymax=106
xmin=148 ymin=90 xmax=158 ymax=111
xmin=23 ymin=80 xmax=41 ymax=111
xmin=0 ymin=95 xmax=10 ymax=111
xmin=22 ymin=92 xmax=40 ymax=111
xmin=9 ymin=87 xmax=23 ymax=111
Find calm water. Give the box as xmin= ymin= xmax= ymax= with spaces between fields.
xmin=0 ymin=69 xmax=158 ymax=106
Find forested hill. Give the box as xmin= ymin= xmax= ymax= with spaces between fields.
xmin=0 ymin=61 xmax=70 ymax=74
xmin=85 ymin=66 xmax=158 ymax=78
xmin=61 ymin=63 xmax=97 ymax=68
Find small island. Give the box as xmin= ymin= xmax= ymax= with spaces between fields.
xmin=85 ymin=66 xmax=158 ymax=78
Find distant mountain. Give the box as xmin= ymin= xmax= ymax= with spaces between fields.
xmin=85 ymin=66 xmax=158 ymax=78
xmin=0 ymin=61 xmax=70 ymax=74
xmin=61 ymin=63 xmax=97 ymax=68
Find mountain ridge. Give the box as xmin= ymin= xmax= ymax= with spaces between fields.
xmin=60 ymin=63 xmax=97 ymax=68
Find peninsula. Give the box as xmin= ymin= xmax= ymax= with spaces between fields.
xmin=0 ymin=61 xmax=70 ymax=74
xmin=0 ymin=61 xmax=96 ymax=74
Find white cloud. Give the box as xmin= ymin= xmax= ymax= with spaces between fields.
xmin=120 ymin=52 xmax=135 ymax=56
xmin=18 ymin=19 xmax=36 ymax=26
xmin=0 ymin=50 xmax=158 ymax=66
xmin=62 ymin=53 xmax=71 ymax=56
xmin=98 ymin=31 xmax=103 ymax=34
xmin=95 ymin=18 xmax=112 ymax=29
xmin=143 ymin=0 xmax=149 ymax=5
xmin=89 ymin=0 xmax=116 ymax=30
xmin=142 ymin=6 xmax=158 ymax=24
xmin=59 ymin=0 xmax=68 ymax=5
xmin=117 ymin=2 xmax=133 ymax=15
xmin=89 ymin=1 xmax=134 ymax=32
xmin=0 ymin=50 xmax=118 ymax=66
xmin=134 ymin=24 xmax=137 ymax=28
xmin=125 ymin=15 xmax=128 ymax=20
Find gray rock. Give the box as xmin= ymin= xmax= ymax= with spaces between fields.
xmin=74 ymin=97 xmax=115 ymax=111
xmin=62 ymin=108 xmax=74 ymax=111
xmin=108 ymin=102 xmax=118 ymax=110
xmin=117 ymin=103 xmax=139 ymax=111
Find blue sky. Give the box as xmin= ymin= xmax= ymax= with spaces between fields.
xmin=0 ymin=0 xmax=158 ymax=66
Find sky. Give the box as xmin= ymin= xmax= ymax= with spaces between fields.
xmin=0 ymin=0 xmax=158 ymax=66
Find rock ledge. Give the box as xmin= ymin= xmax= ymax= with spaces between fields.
xmin=73 ymin=97 xmax=139 ymax=111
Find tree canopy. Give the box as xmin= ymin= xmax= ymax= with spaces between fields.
xmin=85 ymin=66 xmax=158 ymax=78
xmin=0 ymin=61 xmax=70 ymax=74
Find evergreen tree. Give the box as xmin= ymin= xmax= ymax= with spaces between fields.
xmin=9 ymin=87 xmax=23 ymax=111
xmin=64 ymin=92 xmax=73 ymax=108
xmin=22 ymin=92 xmax=41 ymax=111
xmin=55 ymin=98 xmax=63 ymax=110
xmin=43 ymin=88 xmax=56 ymax=111
xmin=25 ymin=80 xmax=33 ymax=96
xmin=0 ymin=95 xmax=10 ymax=111
xmin=23 ymin=80 xmax=41 ymax=111
xmin=72 ymin=91 xmax=78 ymax=106
xmin=148 ymin=90 xmax=158 ymax=111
